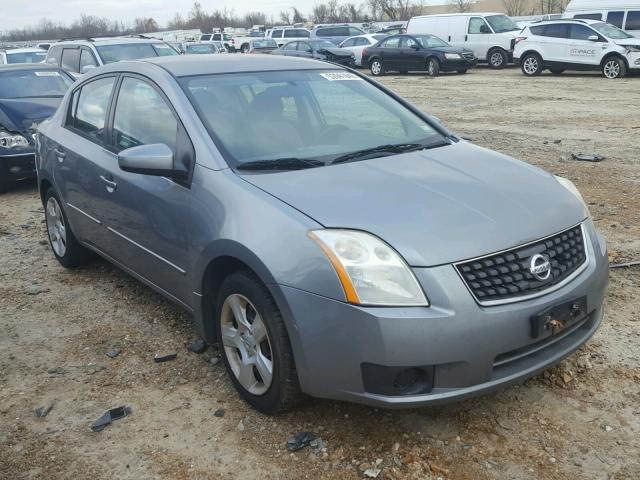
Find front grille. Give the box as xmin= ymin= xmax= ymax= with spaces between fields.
xmin=462 ymin=52 xmax=475 ymax=61
xmin=456 ymin=224 xmax=587 ymax=305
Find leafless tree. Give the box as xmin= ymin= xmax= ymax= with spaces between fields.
xmin=448 ymin=0 xmax=474 ymax=13
xmin=502 ymin=0 xmax=529 ymax=16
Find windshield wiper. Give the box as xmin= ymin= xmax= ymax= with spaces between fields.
xmin=236 ymin=157 xmax=324 ymax=171
xmin=330 ymin=140 xmax=450 ymax=165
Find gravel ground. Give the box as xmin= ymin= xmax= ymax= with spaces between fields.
xmin=1 ymin=67 xmax=639 ymax=480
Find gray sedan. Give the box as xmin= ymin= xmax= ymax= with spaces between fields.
xmin=36 ymin=55 xmax=608 ymax=413
xmin=273 ymin=39 xmax=355 ymax=66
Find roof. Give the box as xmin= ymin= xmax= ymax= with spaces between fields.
xmin=566 ymin=0 xmax=640 ymax=11
xmin=0 ymin=47 xmax=46 ymax=54
xmin=55 ymin=36 xmax=166 ymax=46
xmin=533 ymin=18 xmax=602 ymax=24
xmin=411 ymin=12 xmax=504 ymax=19
xmin=141 ymin=54 xmax=339 ymax=77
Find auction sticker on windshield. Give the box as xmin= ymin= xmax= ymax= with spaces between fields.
xmin=34 ymin=71 xmax=61 ymax=76
xmin=320 ymin=72 xmax=361 ymax=81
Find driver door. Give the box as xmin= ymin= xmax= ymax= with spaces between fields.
xmin=297 ymin=42 xmax=314 ymax=59
xmin=400 ymin=36 xmax=424 ymax=71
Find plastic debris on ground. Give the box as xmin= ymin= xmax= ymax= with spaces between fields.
xmin=287 ymin=431 xmax=317 ymax=452
xmin=214 ymin=409 xmax=225 ymax=418
xmin=106 ymin=349 xmax=120 ymax=358
xmin=154 ymin=352 xmax=177 ymax=363
xmin=35 ymin=402 xmax=55 ymax=418
xmin=571 ymin=153 xmax=604 ymax=162
xmin=91 ymin=406 xmax=132 ymax=432
xmin=187 ymin=339 xmax=208 ymax=354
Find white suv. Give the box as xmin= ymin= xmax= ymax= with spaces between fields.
xmin=45 ymin=36 xmax=178 ymax=77
xmin=514 ymin=19 xmax=640 ymax=78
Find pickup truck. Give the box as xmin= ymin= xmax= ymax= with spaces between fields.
xmin=201 ymin=32 xmax=264 ymax=53
xmin=266 ymin=28 xmax=311 ymax=48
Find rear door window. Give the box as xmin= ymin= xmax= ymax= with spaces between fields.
xmin=607 ymin=11 xmax=625 ymax=28
xmin=112 ymin=77 xmax=178 ymax=152
xmin=626 ymin=11 xmax=640 ymax=30
xmin=529 ymin=25 xmax=546 ymax=35
xmin=69 ymin=76 xmax=116 ymax=142
xmin=61 ymin=48 xmax=80 ymax=73
xmin=271 ymin=30 xmax=283 ymax=38
xmin=543 ymin=24 xmax=569 ymax=38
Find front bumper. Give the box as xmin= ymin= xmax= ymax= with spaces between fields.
xmin=441 ymin=58 xmax=478 ymax=72
xmin=1 ymin=151 xmax=36 ymax=185
xmin=276 ymin=220 xmax=608 ymax=408
xmin=626 ymin=51 xmax=640 ymax=70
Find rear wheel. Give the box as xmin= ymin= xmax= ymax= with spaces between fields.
xmin=602 ymin=57 xmax=626 ymax=79
xmin=216 ymin=271 xmax=303 ymax=414
xmin=488 ymin=48 xmax=508 ymax=69
xmin=370 ymin=58 xmax=385 ymax=76
xmin=521 ymin=53 xmax=543 ymax=76
xmin=44 ymin=188 xmax=92 ymax=268
xmin=427 ymin=57 xmax=440 ymax=77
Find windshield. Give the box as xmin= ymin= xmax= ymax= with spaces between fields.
xmin=96 ymin=43 xmax=178 ymax=64
xmin=592 ymin=22 xmax=633 ymax=39
xmin=186 ymin=44 xmax=217 ymax=54
xmin=309 ymin=40 xmax=338 ymax=49
xmin=414 ymin=35 xmax=449 ymax=48
xmin=182 ymin=69 xmax=443 ymax=168
xmin=252 ymin=39 xmax=278 ymax=48
xmin=7 ymin=51 xmax=46 ymax=64
xmin=0 ymin=69 xmax=72 ymax=98
xmin=486 ymin=15 xmax=520 ymax=33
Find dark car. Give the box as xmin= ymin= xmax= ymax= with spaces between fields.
xmin=362 ymin=34 xmax=477 ymax=77
xmin=0 ymin=65 xmax=73 ymax=192
xmin=273 ymin=40 xmax=355 ymax=66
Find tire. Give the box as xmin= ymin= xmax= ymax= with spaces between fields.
xmin=240 ymin=44 xmax=249 ymax=54
xmin=549 ymin=68 xmax=564 ymax=75
xmin=521 ymin=53 xmax=543 ymax=76
xmin=44 ymin=188 xmax=92 ymax=268
xmin=602 ymin=56 xmax=627 ymax=79
xmin=457 ymin=69 xmax=468 ymax=74
xmin=370 ymin=58 xmax=384 ymax=76
xmin=216 ymin=271 xmax=303 ymax=414
xmin=488 ymin=48 xmax=508 ymax=69
xmin=427 ymin=57 xmax=440 ymax=77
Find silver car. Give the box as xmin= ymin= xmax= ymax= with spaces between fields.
xmin=36 ymin=55 xmax=608 ymax=413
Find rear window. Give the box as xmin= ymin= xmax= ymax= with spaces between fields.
xmin=284 ymin=29 xmax=309 ymax=38
xmin=626 ymin=11 xmax=640 ymax=30
xmin=573 ymin=13 xmax=602 ymax=20
xmin=6 ymin=51 xmax=46 ymax=64
xmin=96 ymin=43 xmax=178 ymax=64
xmin=0 ymin=69 xmax=72 ymax=98
xmin=319 ymin=27 xmax=349 ymax=37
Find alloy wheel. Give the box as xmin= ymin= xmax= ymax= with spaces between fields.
xmin=523 ymin=57 xmax=539 ymax=75
xmin=603 ymin=60 xmax=620 ymax=79
xmin=220 ymin=293 xmax=273 ymax=395
xmin=371 ymin=60 xmax=382 ymax=75
xmin=46 ymin=197 xmax=67 ymax=257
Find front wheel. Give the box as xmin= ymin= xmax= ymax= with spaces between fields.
xmin=240 ymin=44 xmax=249 ymax=54
xmin=370 ymin=58 xmax=384 ymax=76
xmin=427 ymin=57 xmax=440 ymax=77
xmin=44 ymin=189 xmax=92 ymax=268
xmin=488 ymin=49 xmax=508 ymax=69
xmin=216 ymin=271 xmax=303 ymax=414
xmin=602 ymin=57 xmax=626 ymax=79
xmin=521 ymin=53 xmax=543 ymax=76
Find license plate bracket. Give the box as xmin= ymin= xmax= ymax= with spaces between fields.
xmin=530 ymin=296 xmax=587 ymax=339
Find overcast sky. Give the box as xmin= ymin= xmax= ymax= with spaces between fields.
xmin=3 ymin=0 xmax=448 ymax=30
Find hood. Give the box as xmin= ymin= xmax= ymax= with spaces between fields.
xmin=0 ymin=97 xmax=62 ymax=133
xmin=320 ymin=48 xmax=352 ymax=57
xmin=241 ymin=142 xmax=587 ymax=267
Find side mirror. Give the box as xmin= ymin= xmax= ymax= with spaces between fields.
xmin=480 ymin=25 xmax=491 ymax=34
xmin=588 ymin=35 xmax=599 ymax=42
xmin=410 ymin=43 xmax=420 ymax=50
xmin=81 ymin=64 xmax=96 ymax=74
xmin=118 ymin=143 xmax=185 ymax=178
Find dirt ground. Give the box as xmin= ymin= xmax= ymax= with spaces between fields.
xmin=1 ymin=67 xmax=639 ymax=480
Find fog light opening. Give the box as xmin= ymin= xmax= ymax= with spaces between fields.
xmin=9 ymin=166 xmax=22 ymax=174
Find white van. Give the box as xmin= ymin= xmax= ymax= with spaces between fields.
xmin=406 ymin=13 xmax=521 ymax=68
xmin=563 ymin=1 xmax=640 ymax=37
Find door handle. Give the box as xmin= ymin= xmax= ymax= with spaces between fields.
xmin=53 ymin=148 xmax=66 ymax=162
xmin=99 ymin=175 xmax=117 ymax=192
xmin=448 ymin=35 xmax=451 ymax=42
xmin=465 ymin=35 xmax=468 ymax=41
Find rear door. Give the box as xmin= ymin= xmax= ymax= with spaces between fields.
xmin=281 ymin=42 xmax=299 ymax=56
xmin=100 ymin=75 xmax=194 ymax=301
xmin=49 ymin=75 xmax=118 ymax=248
xmin=565 ymin=23 xmax=606 ymax=66
xmin=378 ymin=36 xmax=402 ymax=69
xmin=540 ymin=23 xmax=570 ymax=63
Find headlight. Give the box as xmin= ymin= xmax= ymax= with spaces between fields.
xmin=444 ymin=53 xmax=462 ymax=60
xmin=625 ymin=45 xmax=640 ymax=52
xmin=0 ymin=129 xmax=29 ymax=149
xmin=309 ymin=229 xmax=429 ymax=306
xmin=555 ymin=176 xmax=585 ymax=205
